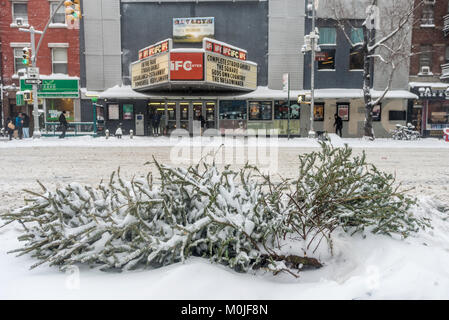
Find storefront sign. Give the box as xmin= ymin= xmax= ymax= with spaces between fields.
xmin=315 ymin=52 xmax=328 ymax=62
xmin=411 ymin=86 xmax=449 ymax=100
xmin=173 ymin=17 xmax=214 ymax=43
xmin=131 ymin=52 xmax=170 ymax=90
xmin=108 ymin=104 xmax=120 ymax=120
xmin=138 ymin=39 xmax=172 ymax=60
xmin=337 ymin=104 xmax=349 ymax=121
xmin=205 ymin=52 xmax=257 ymax=90
xmin=123 ymin=104 xmax=133 ymax=120
xmin=203 ymin=38 xmax=247 ymax=61
xmin=20 ymin=79 xmax=79 ymax=98
xmin=16 ymin=93 xmax=24 ymax=106
xmin=170 ymin=52 xmax=204 ymax=80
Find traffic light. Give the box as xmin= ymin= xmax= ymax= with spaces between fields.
xmin=22 ymin=47 xmax=31 ymax=66
xmin=24 ymin=90 xmax=33 ymax=102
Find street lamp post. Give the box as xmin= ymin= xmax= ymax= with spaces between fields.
xmin=19 ymin=26 xmax=43 ymax=138
xmin=307 ymin=0 xmax=319 ymax=138
xmin=18 ymin=0 xmax=72 ymax=138
xmin=301 ymin=1 xmax=320 ymax=138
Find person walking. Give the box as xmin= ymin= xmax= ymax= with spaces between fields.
xmin=152 ymin=111 xmax=161 ymax=136
xmin=198 ymin=114 xmax=206 ymax=135
xmin=115 ymin=123 xmax=123 ymax=139
xmin=15 ymin=113 xmax=23 ymax=139
xmin=59 ymin=111 xmax=68 ymax=139
xmin=334 ymin=113 xmax=343 ymax=138
xmin=159 ymin=112 xmax=166 ymax=136
xmin=6 ymin=118 xmax=15 ymax=140
xmin=22 ymin=113 xmax=30 ymax=138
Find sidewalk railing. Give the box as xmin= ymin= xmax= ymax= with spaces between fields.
xmin=44 ymin=122 xmax=96 ymax=137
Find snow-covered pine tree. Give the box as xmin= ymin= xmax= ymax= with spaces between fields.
xmin=0 ymin=144 xmax=430 ymax=275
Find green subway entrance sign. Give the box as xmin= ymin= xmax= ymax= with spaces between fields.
xmin=20 ymin=79 xmax=79 ymax=98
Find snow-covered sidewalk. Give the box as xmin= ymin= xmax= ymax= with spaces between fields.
xmin=1 ymin=135 xmax=449 ymax=149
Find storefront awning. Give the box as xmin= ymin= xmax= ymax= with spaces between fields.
xmin=20 ymin=74 xmax=80 ymax=98
xmin=98 ymin=85 xmax=418 ymax=100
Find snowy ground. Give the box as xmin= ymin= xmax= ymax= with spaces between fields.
xmin=0 ymin=136 xmax=449 ymax=299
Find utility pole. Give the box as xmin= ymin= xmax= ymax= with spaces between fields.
xmin=308 ymin=0 xmax=316 ymax=139
xmin=301 ymin=0 xmax=320 ymax=138
xmin=18 ymin=0 xmax=78 ymax=138
xmin=19 ymin=27 xmax=43 ymax=138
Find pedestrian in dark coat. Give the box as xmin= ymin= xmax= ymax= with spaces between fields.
xmin=59 ymin=111 xmax=68 ymax=139
xmin=22 ymin=113 xmax=30 ymax=138
xmin=15 ymin=114 xmax=23 ymax=139
xmin=152 ymin=111 xmax=161 ymax=136
xmin=334 ymin=113 xmax=343 ymax=137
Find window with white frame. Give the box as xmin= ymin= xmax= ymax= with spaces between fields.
xmin=12 ymin=2 xmax=28 ymax=25
xmin=318 ymin=27 xmax=336 ymax=45
xmin=51 ymin=2 xmax=66 ymax=24
xmin=13 ymin=47 xmax=28 ymax=74
xmin=421 ymin=5 xmax=434 ymax=26
xmin=419 ymin=45 xmax=432 ymax=70
xmin=52 ymin=48 xmax=68 ymax=74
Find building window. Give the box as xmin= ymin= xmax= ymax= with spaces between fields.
xmin=13 ymin=48 xmax=27 ymax=74
xmin=318 ymin=48 xmax=336 ymax=70
xmin=419 ymin=45 xmax=432 ymax=71
xmin=274 ymin=101 xmax=300 ymax=120
xmin=428 ymin=102 xmax=449 ymax=125
xmin=12 ymin=2 xmax=28 ymax=24
xmin=52 ymin=48 xmax=68 ymax=74
xmin=349 ymin=28 xmax=364 ymax=70
xmin=51 ymin=2 xmax=66 ymax=24
xmin=46 ymin=99 xmax=75 ymax=122
xmin=372 ymin=104 xmax=381 ymax=121
xmin=219 ymin=100 xmax=247 ymax=120
xmin=350 ymin=28 xmax=364 ymax=45
xmin=313 ymin=103 xmax=324 ymax=121
xmin=318 ymin=28 xmax=336 ymax=45
xmin=248 ymin=101 xmax=272 ymax=120
xmin=421 ymin=5 xmax=434 ymax=26
xmin=389 ymin=110 xmax=406 ymax=121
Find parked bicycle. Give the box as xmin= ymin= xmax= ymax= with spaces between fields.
xmin=390 ymin=123 xmax=421 ymax=140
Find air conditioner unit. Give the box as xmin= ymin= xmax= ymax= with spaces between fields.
xmin=424 ymin=0 xmax=435 ymax=4
xmin=421 ymin=66 xmax=431 ymax=74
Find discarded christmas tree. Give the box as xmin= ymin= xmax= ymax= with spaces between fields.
xmin=0 ymin=143 xmax=430 ymax=275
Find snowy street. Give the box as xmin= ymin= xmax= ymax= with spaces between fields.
xmin=1 ymin=137 xmax=449 ymax=299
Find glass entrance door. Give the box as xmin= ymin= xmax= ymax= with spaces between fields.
xmin=148 ymin=101 xmax=164 ymax=136
xmin=193 ymin=102 xmax=203 ymax=135
xmin=179 ymin=102 xmax=190 ymax=132
xmin=166 ymin=102 xmax=176 ymax=134
xmin=205 ymin=102 xmax=216 ymax=129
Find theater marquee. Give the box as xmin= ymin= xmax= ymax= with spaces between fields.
xmin=131 ymin=38 xmax=257 ymax=92
xmin=131 ymin=53 xmax=170 ymax=90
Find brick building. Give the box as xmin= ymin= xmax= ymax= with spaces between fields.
xmin=409 ymin=0 xmax=449 ymax=137
xmin=0 ymin=0 xmax=80 ymax=134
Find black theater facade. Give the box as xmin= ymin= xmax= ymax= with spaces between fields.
xmin=99 ymin=37 xmax=299 ymax=136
